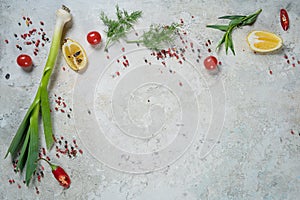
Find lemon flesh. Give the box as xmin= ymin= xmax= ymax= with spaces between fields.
xmin=62 ymin=38 xmax=87 ymax=71
xmin=247 ymin=31 xmax=282 ymax=53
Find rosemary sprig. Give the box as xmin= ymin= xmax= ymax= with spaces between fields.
xmin=207 ymin=9 xmax=262 ymax=55
xmin=126 ymin=23 xmax=180 ymax=51
xmin=100 ymin=5 xmax=142 ymax=51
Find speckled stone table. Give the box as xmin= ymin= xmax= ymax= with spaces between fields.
xmin=1 ymin=0 xmax=300 ymax=199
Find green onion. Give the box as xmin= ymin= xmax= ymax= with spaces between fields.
xmin=5 ymin=5 xmax=72 ymax=186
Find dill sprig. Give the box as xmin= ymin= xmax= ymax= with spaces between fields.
xmin=126 ymin=23 xmax=180 ymax=51
xmin=206 ymin=9 xmax=262 ymax=55
xmin=100 ymin=5 xmax=142 ymax=51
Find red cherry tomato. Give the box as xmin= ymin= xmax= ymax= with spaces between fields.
xmin=87 ymin=31 xmax=101 ymax=45
xmin=17 ymin=54 xmax=32 ymax=68
xmin=204 ymin=56 xmax=218 ymax=70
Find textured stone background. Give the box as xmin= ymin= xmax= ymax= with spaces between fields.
xmin=1 ymin=0 xmax=300 ymax=199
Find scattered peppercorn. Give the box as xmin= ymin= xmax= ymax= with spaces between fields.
xmin=5 ymin=73 xmax=10 ymax=80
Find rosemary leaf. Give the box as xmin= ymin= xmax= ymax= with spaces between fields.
xmin=206 ymin=25 xmax=229 ymax=32
xmin=216 ymin=34 xmax=226 ymax=50
xmin=225 ymin=32 xmax=230 ymax=54
xmin=228 ymin=31 xmax=235 ymax=55
xmin=241 ymin=9 xmax=262 ymax=26
xmin=218 ymin=15 xmax=245 ymax=20
xmin=229 ymin=18 xmax=243 ymax=27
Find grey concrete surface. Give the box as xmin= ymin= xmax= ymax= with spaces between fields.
xmin=1 ymin=0 xmax=299 ymax=199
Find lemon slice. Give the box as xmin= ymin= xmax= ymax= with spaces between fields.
xmin=62 ymin=38 xmax=87 ymax=71
xmin=247 ymin=31 xmax=283 ymax=53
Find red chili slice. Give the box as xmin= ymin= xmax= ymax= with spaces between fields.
xmin=52 ymin=166 xmax=71 ymax=188
xmin=40 ymin=158 xmax=71 ymax=188
xmin=280 ymin=9 xmax=289 ymax=31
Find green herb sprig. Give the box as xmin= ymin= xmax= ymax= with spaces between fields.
xmin=100 ymin=5 xmax=142 ymax=51
xmin=126 ymin=23 xmax=180 ymax=51
xmin=206 ymin=9 xmax=262 ymax=55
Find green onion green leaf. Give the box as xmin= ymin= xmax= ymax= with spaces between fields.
xmin=40 ymin=87 xmax=54 ymax=150
xmin=25 ymin=106 xmax=40 ymax=186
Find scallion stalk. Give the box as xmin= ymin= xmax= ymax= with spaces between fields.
xmin=5 ymin=5 xmax=72 ymax=186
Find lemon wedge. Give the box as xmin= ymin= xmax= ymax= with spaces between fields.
xmin=62 ymin=38 xmax=87 ymax=71
xmin=247 ymin=31 xmax=283 ymax=53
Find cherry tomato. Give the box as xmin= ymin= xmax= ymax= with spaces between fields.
xmin=17 ymin=54 xmax=32 ymax=68
xmin=204 ymin=56 xmax=218 ymax=70
xmin=87 ymin=31 xmax=101 ymax=45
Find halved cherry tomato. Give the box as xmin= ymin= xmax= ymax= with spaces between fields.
xmin=280 ymin=9 xmax=289 ymax=31
xmin=17 ymin=54 xmax=32 ymax=68
xmin=87 ymin=31 xmax=101 ymax=45
xmin=204 ymin=56 xmax=218 ymax=70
